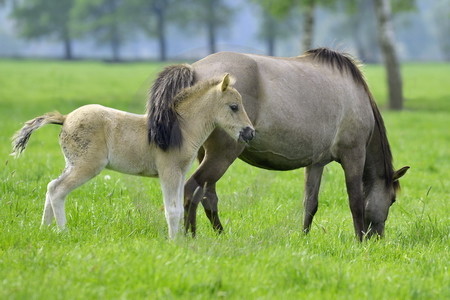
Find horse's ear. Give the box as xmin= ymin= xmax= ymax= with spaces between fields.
xmin=221 ymin=73 xmax=230 ymax=91
xmin=393 ymin=166 xmax=410 ymax=181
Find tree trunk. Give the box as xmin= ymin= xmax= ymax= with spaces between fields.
xmin=153 ymin=0 xmax=167 ymax=61
xmin=301 ymin=0 xmax=315 ymax=51
xmin=267 ymin=36 xmax=275 ymax=57
xmin=63 ymin=38 xmax=73 ymax=60
xmin=156 ymin=13 xmax=167 ymax=61
xmin=354 ymin=0 xmax=378 ymax=63
xmin=373 ymin=0 xmax=404 ymax=110
xmin=111 ymin=24 xmax=121 ymax=62
xmin=263 ymin=10 xmax=276 ymax=56
xmin=207 ymin=0 xmax=216 ymax=54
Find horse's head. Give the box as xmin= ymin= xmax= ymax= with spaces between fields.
xmin=214 ymin=74 xmax=255 ymax=143
xmin=364 ymin=166 xmax=409 ymax=238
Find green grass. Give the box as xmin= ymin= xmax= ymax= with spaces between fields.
xmin=1 ymin=60 xmax=449 ymax=299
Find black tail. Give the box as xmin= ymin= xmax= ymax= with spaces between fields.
xmin=146 ymin=64 xmax=195 ymax=151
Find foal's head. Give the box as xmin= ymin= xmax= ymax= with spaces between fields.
xmin=211 ymin=74 xmax=255 ymax=143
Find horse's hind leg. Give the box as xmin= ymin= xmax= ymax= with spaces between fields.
xmin=41 ymin=192 xmax=55 ymax=227
xmin=303 ymin=164 xmax=324 ymax=234
xmin=45 ymin=163 xmax=105 ymax=229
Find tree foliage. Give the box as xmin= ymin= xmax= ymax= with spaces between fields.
xmin=172 ymin=0 xmax=234 ymax=54
xmin=12 ymin=0 xmax=75 ymax=58
xmin=72 ymin=0 xmax=134 ymax=61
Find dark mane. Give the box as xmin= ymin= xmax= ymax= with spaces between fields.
xmin=304 ymin=47 xmax=395 ymax=187
xmin=147 ymin=64 xmax=195 ymax=151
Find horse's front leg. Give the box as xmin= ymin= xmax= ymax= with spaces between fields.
xmin=184 ymin=134 xmax=245 ymax=236
xmin=160 ymin=168 xmax=185 ymax=239
xmin=340 ymin=147 xmax=366 ymax=241
xmin=303 ymin=164 xmax=324 ymax=234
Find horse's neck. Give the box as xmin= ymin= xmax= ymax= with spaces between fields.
xmin=176 ymin=94 xmax=216 ymax=151
xmin=363 ymin=127 xmax=390 ymax=194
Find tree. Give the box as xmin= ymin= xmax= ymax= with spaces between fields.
xmin=73 ymin=0 xmax=132 ymax=61
xmin=175 ymin=0 xmax=234 ymax=54
xmin=372 ymin=0 xmax=404 ymax=110
xmin=328 ymin=0 xmax=414 ymax=109
xmin=11 ymin=0 xmax=75 ymax=59
xmin=126 ymin=0 xmax=170 ymax=61
xmin=255 ymin=0 xmax=321 ymax=52
xmin=255 ymin=3 xmax=299 ymax=56
xmin=431 ymin=0 xmax=450 ymax=61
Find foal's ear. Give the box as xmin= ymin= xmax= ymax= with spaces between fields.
xmin=393 ymin=166 xmax=410 ymax=181
xmin=221 ymin=73 xmax=231 ymax=91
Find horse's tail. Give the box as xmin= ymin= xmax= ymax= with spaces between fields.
xmin=304 ymin=47 xmax=394 ymax=186
xmin=11 ymin=112 xmax=66 ymax=157
xmin=146 ymin=64 xmax=195 ymax=151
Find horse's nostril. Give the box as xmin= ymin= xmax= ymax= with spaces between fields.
xmin=241 ymin=126 xmax=255 ymax=142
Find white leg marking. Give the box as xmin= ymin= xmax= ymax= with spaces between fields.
xmin=160 ymin=169 xmax=185 ymax=239
xmin=41 ymin=183 xmax=55 ymax=227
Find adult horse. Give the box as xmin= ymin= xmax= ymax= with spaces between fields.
xmin=152 ymin=48 xmax=409 ymax=240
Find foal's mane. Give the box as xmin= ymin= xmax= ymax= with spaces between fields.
xmin=147 ymin=64 xmax=195 ymax=151
xmin=304 ymin=48 xmax=396 ymax=188
xmin=147 ymin=64 xmax=223 ymax=151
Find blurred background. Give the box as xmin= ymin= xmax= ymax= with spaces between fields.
xmin=0 ymin=0 xmax=448 ymax=62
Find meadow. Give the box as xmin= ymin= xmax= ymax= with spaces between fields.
xmin=0 ymin=59 xmax=449 ymax=299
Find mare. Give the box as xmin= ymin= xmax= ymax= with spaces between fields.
xmin=12 ymin=73 xmax=254 ymax=239
xmin=150 ymin=48 xmax=409 ymax=240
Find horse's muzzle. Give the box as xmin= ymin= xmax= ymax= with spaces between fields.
xmin=239 ymin=126 xmax=255 ymax=143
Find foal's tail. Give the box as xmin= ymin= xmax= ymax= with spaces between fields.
xmin=11 ymin=112 xmax=66 ymax=157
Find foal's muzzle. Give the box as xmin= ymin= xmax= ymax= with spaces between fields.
xmin=239 ymin=126 xmax=255 ymax=143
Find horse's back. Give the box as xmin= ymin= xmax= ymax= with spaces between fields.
xmin=193 ymin=52 xmax=374 ymax=170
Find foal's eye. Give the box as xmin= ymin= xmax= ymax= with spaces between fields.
xmin=229 ymin=104 xmax=239 ymax=112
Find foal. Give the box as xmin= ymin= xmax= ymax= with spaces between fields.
xmin=12 ymin=73 xmax=254 ymax=239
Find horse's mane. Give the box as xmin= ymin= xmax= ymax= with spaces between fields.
xmin=147 ymin=64 xmax=195 ymax=151
xmin=304 ymin=48 xmax=396 ymax=188
xmin=173 ymin=77 xmax=223 ymax=107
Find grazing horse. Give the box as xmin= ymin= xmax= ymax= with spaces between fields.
xmin=159 ymin=48 xmax=408 ymax=240
xmin=11 ymin=73 xmax=255 ymax=239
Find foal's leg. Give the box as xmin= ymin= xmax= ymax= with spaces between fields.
xmin=160 ymin=168 xmax=185 ymax=239
xmin=340 ymin=148 xmax=366 ymax=241
xmin=303 ymin=164 xmax=324 ymax=234
xmin=41 ymin=191 xmax=55 ymax=226
xmin=45 ymin=163 xmax=105 ymax=229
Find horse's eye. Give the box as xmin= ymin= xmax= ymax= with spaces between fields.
xmin=229 ymin=104 xmax=239 ymax=112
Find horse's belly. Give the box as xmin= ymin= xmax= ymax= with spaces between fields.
xmin=106 ymin=158 xmax=158 ymax=177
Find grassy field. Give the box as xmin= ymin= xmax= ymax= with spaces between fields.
xmin=0 ymin=60 xmax=449 ymax=299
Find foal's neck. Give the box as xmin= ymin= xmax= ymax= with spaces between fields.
xmin=175 ymin=92 xmax=216 ymax=151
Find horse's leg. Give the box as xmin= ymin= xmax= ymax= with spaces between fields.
xmin=160 ymin=168 xmax=184 ymax=239
xmin=303 ymin=164 xmax=324 ymax=234
xmin=202 ymin=184 xmax=222 ymax=232
xmin=340 ymin=148 xmax=366 ymax=241
xmin=184 ymin=184 xmax=206 ymax=236
xmin=46 ymin=163 xmax=104 ymax=229
xmin=41 ymin=190 xmax=55 ymax=226
xmin=184 ymin=133 xmax=244 ymax=235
